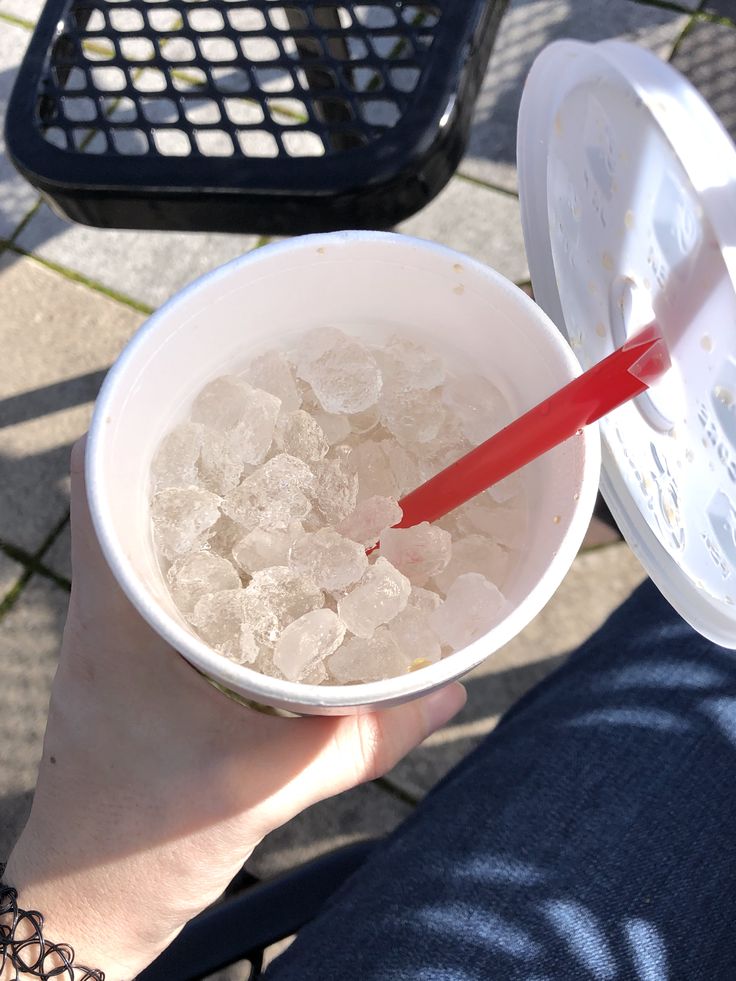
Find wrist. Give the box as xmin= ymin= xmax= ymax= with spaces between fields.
xmin=4 ymin=812 xmax=259 ymax=981
xmin=0 ymin=878 xmax=106 ymax=981
xmin=3 ymin=843 xmax=134 ymax=981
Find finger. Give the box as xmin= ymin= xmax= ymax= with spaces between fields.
xmin=337 ymin=682 xmax=468 ymax=787
xmin=70 ymin=433 xmax=87 ymax=475
xmin=269 ymin=683 xmax=467 ymax=819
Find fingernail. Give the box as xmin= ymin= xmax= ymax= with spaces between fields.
xmin=421 ymin=683 xmax=467 ymax=734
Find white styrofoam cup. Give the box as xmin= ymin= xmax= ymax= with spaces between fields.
xmin=87 ymin=231 xmax=601 ymax=714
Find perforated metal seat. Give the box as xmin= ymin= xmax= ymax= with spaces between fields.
xmin=6 ymin=0 xmax=507 ymax=234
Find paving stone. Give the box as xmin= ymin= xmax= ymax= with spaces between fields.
xmin=671 ymin=19 xmax=736 ymax=144
xmin=0 ymin=21 xmax=40 ymax=239
xmin=398 ymin=176 xmax=529 ymax=283
xmin=0 ymin=253 xmax=144 ymax=552
xmin=463 ymin=0 xmax=689 ymax=193
xmin=43 ymin=521 xmax=71 ymax=582
xmin=581 ymin=514 xmax=623 ymax=550
xmin=0 ymin=576 xmax=69 ymax=858
xmin=245 ymin=782 xmax=410 ymax=880
xmin=16 ymin=204 xmax=265 ymax=309
xmin=384 ymin=542 xmax=648 ymax=801
xmin=0 ymin=1 xmax=45 ymax=22
xmin=0 ymin=550 xmax=23 ymax=600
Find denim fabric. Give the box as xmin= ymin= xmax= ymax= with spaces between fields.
xmin=265 ymin=580 xmax=736 ymax=980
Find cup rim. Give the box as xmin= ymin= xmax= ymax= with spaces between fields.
xmin=87 ymin=230 xmax=601 ymax=710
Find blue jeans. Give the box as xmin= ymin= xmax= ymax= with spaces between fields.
xmin=266 ymin=579 xmax=736 ymax=980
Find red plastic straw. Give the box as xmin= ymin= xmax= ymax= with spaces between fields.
xmin=395 ymin=324 xmax=670 ymax=529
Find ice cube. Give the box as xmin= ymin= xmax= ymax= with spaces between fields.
xmin=337 ymin=496 xmax=402 ymax=548
xmin=406 ymin=585 xmax=442 ymax=612
xmin=296 ymin=378 xmax=320 ymax=412
xmin=447 ymin=497 xmax=527 ymax=549
xmin=293 ymin=326 xmax=348 ymax=368
xmin=381 ymin=439 xmax=421 ymax=497
xmin=191 ymin=375 xmax=268 ymax=431
xmin=239 ymin=628 xmax=260 ymax=664
xmin=381 ymin=387 xmax=445 ymax=445
xmin=379 ymin=522 xmax=451 ymax=586
xmin=189 ymin=588 xmax=242 ymax=647
xmin=433 ymin=534 xmax=510 ymax=594
xmin=198 ymin=429 xmax=252 ymax=496
xmin=289 ymin=528 xmax=368 ymax=592
xmin=274 ymin=409 xmax=329 ymax=462
xmin=268 ymin=646 xmax=326 ymax=684
xmin=378 ymin=336 xmax=446 ymax=395
xmin=301 ymin=660 xmax=328 ymax=684
xmin=151 ymin=422 xmax=205 ymax=490
xmin=273 ymin=609 xmax=346 ymax=682
xmin=326 ymin=627 xmax=411 ymax=683
xmin=191 ymin=376 xmax=280 ymax=465
xmin=222 ymin=454 xmax=314 ymax=531
xmin=434 ymin=511 xmax=462 ymax=539
xmin=242 ymin=566 xmax=324 ymax=646
xmin=190 ymin=375 xmax=252 ymax=432
xmin=486 ymin=472 xmax=523 ymax=505
xmin=311 ymin=447 xmax=359 ymax=522
xmin=312 ymin=409 xmax=351 ymax=445
xmin=244 ymin=350 xmax=300 ymax=412
xmin=167 ymin=551 xmax=241 ymax=615
xmin=442 ymin=373 xmax=512 ymax=444
xmin=154 ymin=331 xmax=527 ymax=689
xmin=151 ymin=486 xmax=222 ymax=560
xmin=415 ymin=416 xmax=470 ymax=483
xmin=348 ymin=404 xmax=382 ymax=436
xmin=388 ymin=606 xmax=441 ymax=664
xmin=352 ymin=441 xmax=399 ymax=502
xmin=337 ymin=557 xmax=410 ymax=638
xmin=429 ymin=573 xmax=506 ymax=649
xmin=232 ymin=522 xmax=303 ymax=575
xmin=297 ymin=334 xmax=382 ymax=414
xmin=190 ymin=589 xmax=258 ymax=664
xmin=206 ymin=514 xmax=246 ymax=559
xmin=231 ymin=400 xmax=282 ymax=466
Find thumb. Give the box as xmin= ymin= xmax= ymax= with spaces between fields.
xmin=281 ymin=683 xmax=467 ymax=816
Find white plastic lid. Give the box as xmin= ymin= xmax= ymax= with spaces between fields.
xmin=517 ymin=39 xmax=736 ymax=648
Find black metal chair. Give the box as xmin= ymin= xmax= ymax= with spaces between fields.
xmin=136 ymin=839 xmax=377 ymax=980
xmin=6 ymin=0 xmax=508 ymax=234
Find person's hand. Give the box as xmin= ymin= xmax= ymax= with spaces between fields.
xmin=4 ymin=437 xmax=465 ymax=980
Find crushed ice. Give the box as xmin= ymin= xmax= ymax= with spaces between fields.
xmin=150 ymin=328 xmax=527 ymax=684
